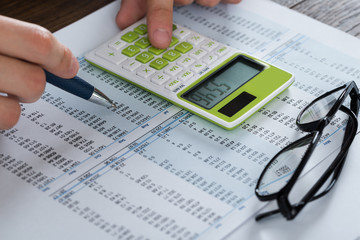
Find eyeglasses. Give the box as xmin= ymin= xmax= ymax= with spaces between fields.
xmin=255 ymin=81 xmax=359 ymax=221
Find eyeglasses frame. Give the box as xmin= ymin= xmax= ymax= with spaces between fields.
xmin=255 ymin=81 xmax=359 ymax=221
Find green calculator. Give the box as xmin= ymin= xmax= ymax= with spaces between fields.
xmin=85 ymin=18 xmax=294 ymax=130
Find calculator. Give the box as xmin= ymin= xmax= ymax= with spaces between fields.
xmin=85 ymin=18 xmax=294 ymax=130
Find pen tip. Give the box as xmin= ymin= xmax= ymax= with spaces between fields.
xmin=91 ymin=88 xmax=117 ymax=109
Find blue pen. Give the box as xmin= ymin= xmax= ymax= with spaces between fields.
xmin=45 ymin=70 xmax=116 ymax=108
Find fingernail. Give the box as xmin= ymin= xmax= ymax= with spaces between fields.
xmin=69 ymin=55 xmax=79 ymax=76
xmin=153 ymin=29 xmax=171 ymax=48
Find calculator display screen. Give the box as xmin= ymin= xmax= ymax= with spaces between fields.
xmin=182 ymin=55 xmax=264 ymax=109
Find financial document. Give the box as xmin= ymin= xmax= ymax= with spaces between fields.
xmin=1 ymin=0 xmax=360 ymax=239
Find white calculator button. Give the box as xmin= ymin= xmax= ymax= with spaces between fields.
xmin=201 ymin=40 xmax=219 ymax=51
xmin=165 ymin=79 xmax=182 ymax=91
xmin=164 ymin=64 xmax=183 ymax=76
xmin=178 ymin=70 xmax=194 ymax=82
xmin=202 ymin=53 xmax=218 ymax=65
xmin=151 ymin=73 xmax=170 ymax=85
xmin=136 ymin=66 xmax=156 ymax=79
xmin=191 ymin=62 xmax=207 ymax=73
xmin=214 ymin=45 xmax=230 ymax=56
xmin=173 ymin=27 xmax=191 ymax=39
xmin=122 ymin=59 xmax=141 ymax=72
xmin=95 ymin=47 xmax=127 ymax=65
xmin=108 ymin=39 xmax=126 ymax=50
xmin=190 ymin=48 xmax=208 ymax=60
xmin=186 ymin=34 xmax=205 ymax=45
xmin=177 ymin=56 xmax=195 ymax=68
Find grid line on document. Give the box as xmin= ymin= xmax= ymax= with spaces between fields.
xmin=49 ymin=109 xmax=190 ymax=199
xmin=41 ymin=101 xmax=173 ymax=190
xmin=265 ymin=34 xmax=306 ymax=62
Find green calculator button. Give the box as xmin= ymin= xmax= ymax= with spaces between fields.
xmin=135 ymin=37 xmax=151 ymax=49
xmin=121 ymin=31 xmax=139 ymax=43
xmin=149 ymin=46 xmax=166 ymax=55
xmin=172 ymin=24 xmax=177 ymax=31
xmin=135 ymin=51 xmax=154 ymax=63
xmin=150 ymin=58 xmax=169 ymax=70
xmin=134 ymin=24 xmax=148 ymax=35
xmin=175 ymin=42 xmax=193 ymax=53
xmin=122 ymin=45 xmax=140 ymax=57
xmin=162 ymin=50 xmax=181 ymax=62
xmin=169 ymin=36 xmax=179 ymax=47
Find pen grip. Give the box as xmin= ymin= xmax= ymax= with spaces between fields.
xmin=45 ymin=70 xmax=94 ymax=100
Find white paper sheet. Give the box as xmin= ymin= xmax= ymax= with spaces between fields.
xmin=1 ymin=0 xmax=360 ymax=239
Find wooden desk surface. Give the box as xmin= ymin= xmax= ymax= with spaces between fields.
xmin=0 ymin=0 xmax=115 ymax=32
xmin=1 ymin=0 xmax=360 ymax=38
xmin=273 ymin=0 xmax=360 ymax=38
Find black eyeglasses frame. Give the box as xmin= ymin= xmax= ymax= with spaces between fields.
xmin=255 ymin=81 xmax=359 ymax=221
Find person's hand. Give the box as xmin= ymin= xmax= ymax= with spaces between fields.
xmin=0 ymin=15 xmax=79 ymax=130
xmin=116 ymin=0 xmax=242 ymax=49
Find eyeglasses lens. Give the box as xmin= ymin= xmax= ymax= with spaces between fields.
xmin=298 ymin=88 xmax=344 ymax=124
xmin=258 ymin=110 xmax=348 ymax=201
xmin=257 ymin=137 xmax=312 ymax=197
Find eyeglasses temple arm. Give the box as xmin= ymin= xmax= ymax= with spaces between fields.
xmin=255 ymin=208 xmax=281 ymax=221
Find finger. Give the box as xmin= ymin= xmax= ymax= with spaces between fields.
xmin=0 ymin=54 xmax=46 ymax=103
xmin=0 ymin=95 xmax=21 ymax=130
xmin=0 ymin=15 xmax=78 ymax=79
xmin=116 ymin=0 xmax=147 ymax=29
xmin=221 ymin=0 xmax=242 ymax=3
xmin=195 ymin=0 xmax=221 ymax=7
xmin=146 ymin=0 xmax=174 ymax=49
xmin=174 ymin=0 xmax=194 ymax=5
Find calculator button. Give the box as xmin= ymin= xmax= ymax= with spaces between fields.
xmin=191 ymin=62 xmax=207 ymax=73
xmin=202 ymin=53 xmax=218 ymax=65
xmin=149 ymin=58 xmax=169 ymax=70
xmin=187 ymin=34 xmax=205 ymax=45
xmin=177 ymin=56 xmax=195 ymax=68
xmin=165 ymin=79 xmax=182 ymax=91
xmin=178 ymin=70 xmax=194 ymax=82
xmin=136 ymin=51 xmax=154 ymax=63
xmin=164 ymin=64 xmax=183 ymax=76
xmin=172 ymin=24 xmax=177 ymax=31
xmin=134 ymin=24 xmax=147 ymax=35
xmin=137 ymin=66 xmax=155 ymax=79
xmin=162 ymin=50 xmax=181 ymax=62
xmin=169 ymin=36 xmax=179 ymax=47
xmin=214 ymin=45 xmax=229 ymax=56
xmin=135 ymin=37 xmax=151 ymax=49
xmin=149 ymin=47 xmax=166 ymax=55
xmin=201 ymin=40 xmax=219 ymax=51
xmin=121 ymin=31 xmax=139 ymax=43
xmin=122 ymin=45 xmax=141 ymax=57
xmin=173 ymin=27 xmax=191 ymax=39
xmin=190 ymin=48 xmax=207 ymax=60
xmin=151 ymin=73 xmax=170 ymax=85
xmin=175 ymin=42 xmax=193 ymax=54
xmin=96 ymin=47 xmax=127 ymax=65
xmin=108 ymin=39 xmax=126 ymax=50
xmin=122 ymin=59 xmax=141 ymax=72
